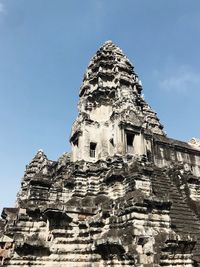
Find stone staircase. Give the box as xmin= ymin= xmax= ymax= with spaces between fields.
xmin=151 ymin=168 xmax=200 ymax=265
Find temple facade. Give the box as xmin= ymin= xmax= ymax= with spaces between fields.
xmin=1 ymin=41 xmax=200 ymax=266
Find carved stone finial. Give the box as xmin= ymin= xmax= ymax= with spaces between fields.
xmin=104 ymin=40 xmax=113 ymax=45
xmin=188 ymin=137 xmax=200 ymax=149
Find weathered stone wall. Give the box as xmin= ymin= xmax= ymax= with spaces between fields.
xmin=1 ymin=153 xmax=200 ymax=266
xmin=151 ymin=135 xmax=200 ymax=177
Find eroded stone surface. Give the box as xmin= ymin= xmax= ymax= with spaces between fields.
xmin=1 ymin=41 xmax=200 ymax=266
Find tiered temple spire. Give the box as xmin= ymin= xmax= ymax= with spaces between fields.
xmin=70 ymin=41 xmax=164 ymax=162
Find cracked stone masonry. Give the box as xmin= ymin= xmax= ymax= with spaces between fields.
xmin=1 ymin=41 xmax=200 ymax=266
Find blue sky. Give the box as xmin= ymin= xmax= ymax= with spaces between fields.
xmin=0 ymin=0 xmax=200 ymax=211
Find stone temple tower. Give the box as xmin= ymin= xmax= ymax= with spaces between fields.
xmin=70 ymin=40 xmax=164 ymax=162
xmin=1 ymin=41 xmax=200 ymax=267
